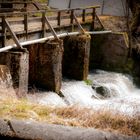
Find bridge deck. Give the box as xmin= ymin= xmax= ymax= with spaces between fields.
xmin=0 ymin=15 xmax=93 ymax=34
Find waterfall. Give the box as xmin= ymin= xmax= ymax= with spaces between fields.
xmin=31 ymin=70 xmax=140 ymax=116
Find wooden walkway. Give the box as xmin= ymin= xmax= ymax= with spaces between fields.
xmin=0 ymin=5 xmax=104 ymax=51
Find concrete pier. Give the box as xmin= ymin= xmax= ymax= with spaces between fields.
xmin=27 ymin=40 xmax=63 ymax=93
xmin=63 ymin=34 xmax=91 ymax=80
xmin=0 ymin=50 xmax=29 ymax=97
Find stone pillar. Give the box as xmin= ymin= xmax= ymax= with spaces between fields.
xmin=0 ymin=50 xmax=29 ymax=97
xmin=35 ymin=40 xmax=63 ymax=93
xmin=63 ymin=34 xmax=91 ymax=80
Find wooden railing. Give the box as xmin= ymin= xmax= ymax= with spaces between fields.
xmin=0 ymin=5 xmax=103 ymax=51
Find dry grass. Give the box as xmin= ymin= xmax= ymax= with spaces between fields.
xmin=0 ymin=97 xmax=139 ymax=136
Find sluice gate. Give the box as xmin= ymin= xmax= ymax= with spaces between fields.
xmin=0 ymin=4 xmax=126 ymax=97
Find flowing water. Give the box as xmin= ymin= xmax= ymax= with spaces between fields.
xmin=28 ymin=70 xmax=140 ymax=116
xmin=1 ymin=68 xmax=140 ymax=116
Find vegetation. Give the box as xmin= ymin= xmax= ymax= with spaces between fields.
xmin=84 ymin=79 xmax=92 ymax=85
xmin=0 ymin=97 xmax=139 ymax=136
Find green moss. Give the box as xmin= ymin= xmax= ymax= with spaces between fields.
xmin=84 ymin=79 xmax=92 ymax=85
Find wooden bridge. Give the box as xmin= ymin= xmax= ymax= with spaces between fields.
xmin=0 ymin=4 xmax=113 ymax=96
xmin=0 ymin=4 xmax=106 ymax=51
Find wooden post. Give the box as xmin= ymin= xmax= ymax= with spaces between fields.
xmin=92 ymin=8 xmax=95 ymax=30
xmin=57 ymin=11 xmax=61 ymax=26
xmin=1 ymin=16 xmax=6 ymax=47
xmin=42 ymin=11 xmax=46 ymax=38
xmin=24 ymin=13 xmax=28 ymax=39
xmin=82 ymin=9 xmax=86 ymax=22
xmin=24 ymin=0 xmax=27 ymax=11
xmin=70 ymin=10 xmax=74 ymax=24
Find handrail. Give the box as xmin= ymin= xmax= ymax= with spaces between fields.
xmin=0 ymin=5 xmax=100 ymax=17
xmin=0 ymin=5 xmax=103 ymax=52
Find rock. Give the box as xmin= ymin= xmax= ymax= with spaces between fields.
xmin=96 ymin=86 xmax=109 ymax=98
xmin=92 ymin=85 xmax=110 ymax=98
xmin=0 ymin=119 xmax=139 ymax=140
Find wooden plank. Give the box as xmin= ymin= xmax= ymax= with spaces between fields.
xmin=70 ymin=10 xmax=74 ymax=24
xmin=4 ymin=19 xmax=23 ymax=49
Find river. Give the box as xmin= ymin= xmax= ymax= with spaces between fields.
xmin=28 ymin=70 xmax=140 ymax=117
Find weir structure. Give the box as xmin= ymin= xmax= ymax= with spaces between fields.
xmin=0 ymin=2 xmax=112 ymax=96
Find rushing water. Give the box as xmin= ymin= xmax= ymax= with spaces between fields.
xmin=29 ymin=70 xmax=140 ymax=116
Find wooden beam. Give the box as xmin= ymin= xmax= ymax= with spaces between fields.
xmin=4 ymin=19 xmax=23 ymax=49
xmin=95 ymin=12 xmax=105 ymax=29
xmin=44 ymin=16 xmax=59 ymax=41
xmin=82 ymin=9 xmax=86 ymax=22
xmin=73 ymin=14 xmax=85 ymax=33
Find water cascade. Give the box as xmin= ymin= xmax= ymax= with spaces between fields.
xmin=29 ymin=70 xmax=140 ymax=116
